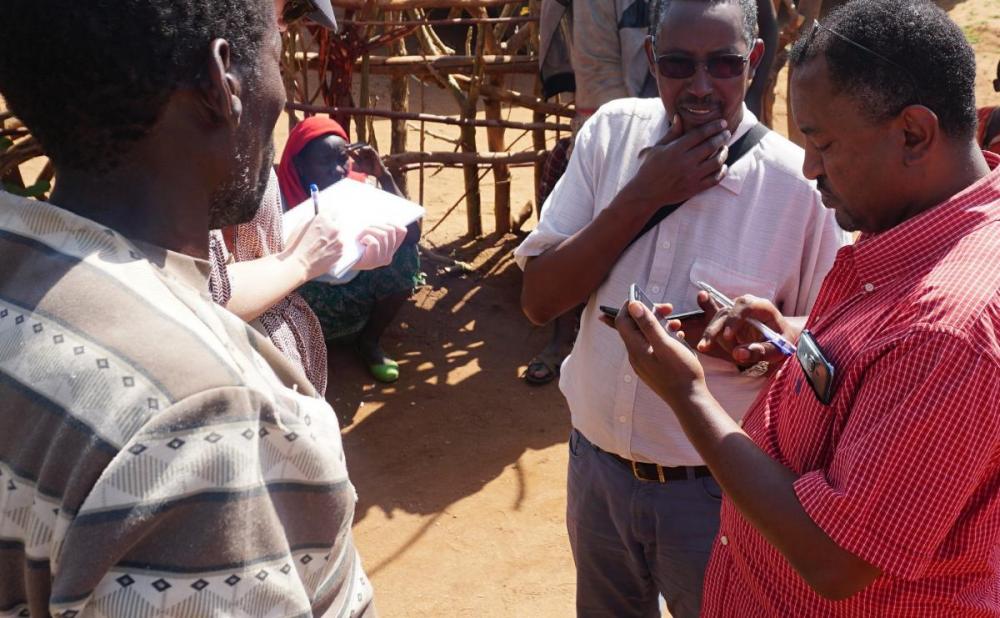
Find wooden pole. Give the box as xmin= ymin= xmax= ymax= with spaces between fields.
xmin=342 ymin=16 xmax=536 ymax=26
xmin=476 ymin=5 xmax=511 ymax=235
xmin=452 ymin=74 xmax=573 ymax=117
xmin=461 ymin=21 xmax=488 ymax=237
xmin=385 ymin=150 xmax=547 ymax=166
xmin=295 ymin=52 xmax=537 ymax=75
xmin=286 ymin=102 xmax=570 ymax=131
xmin=486 ymin=81 xmax=511 ymax=234
xmin=419 ymin=82 xmax=426 ymax=207
xmin=358 ymin=51 xmax=371 ymax=143
xmin=330 ymin=0 xmax=525 ymax=9
xmin=389 ymin=12 xmax=410 ymax=195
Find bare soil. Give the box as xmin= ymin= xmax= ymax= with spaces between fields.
xmin=331 ymin=3 xmax=1000 ymax=616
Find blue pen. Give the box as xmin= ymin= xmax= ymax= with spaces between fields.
xmin=695 ymin=281 xmax=797 ymax=356
xmin=309 ymin=183 xmax=320 ymax=216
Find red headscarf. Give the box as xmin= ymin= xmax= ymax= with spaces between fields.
xmin=978 ymin=107 xmax=1000 ymax=156
xmin=276 ymin=116 xmax=367 ymax=207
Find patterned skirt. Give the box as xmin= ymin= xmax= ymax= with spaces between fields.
xmin=298 ymin=242 xmax=422 ymax=341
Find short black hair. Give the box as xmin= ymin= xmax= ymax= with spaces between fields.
xmin=0 ymin=0 xmax=271 ymax=173
xmin=651 ymin=0 xmax=758 ymax=48
xmin=789 ymin=0 xmax=976 ymax=140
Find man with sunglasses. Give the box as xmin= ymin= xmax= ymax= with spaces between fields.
xmin=515 ymin=0 xmax=846 ymax=615
xmin=613 ymin=0 xmax=1000 ymax=614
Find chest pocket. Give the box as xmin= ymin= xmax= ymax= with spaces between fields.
xmin=689 ymin=257 xmax=778 ymax=305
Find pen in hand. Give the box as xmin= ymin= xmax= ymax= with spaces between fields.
xmin=695 ymin=281 xmax=797 ymax=356
xmin=310 ymin=183 xmax=320 ymax=216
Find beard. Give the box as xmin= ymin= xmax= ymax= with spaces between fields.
xmin=208 ymin=138 xmax=275 ymax=229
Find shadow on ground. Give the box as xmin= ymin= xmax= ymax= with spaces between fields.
xmin=323 ymin=232 xmax=571 ymax=526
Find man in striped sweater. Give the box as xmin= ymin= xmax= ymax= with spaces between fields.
xmin=0 ymin=0 xmax=379 ymax=615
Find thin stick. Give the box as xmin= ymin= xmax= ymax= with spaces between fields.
xmin=286 ymin=102 xmax=571 ymax=132
xmin=342 ymin=16 xmax=536 ymax=26
xmin=330 ymin=0 xmax=525 ymax=9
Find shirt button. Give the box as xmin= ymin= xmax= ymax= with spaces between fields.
xmin=624 ymin=375 xmax=633 ymax=383
xmin=661 ymin=241 xmax=671 ymax=249
xmin=863 ymin=283 xmax=875 ymax=292
xmin=618 ymin=415 xmax=627 ymax=423
xmin=720 ymin=535 xmax=729 ymax=546
xmin=650 ymin=285 xmax=661 ymax=294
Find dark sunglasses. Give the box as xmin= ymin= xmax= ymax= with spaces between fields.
xmin=653 ymin=51 xmax=751 ymax=80
xmin=805 ymin=20 xmax=922 ymax=105
xmin=282 ymin=0 xmax=317 ymax=25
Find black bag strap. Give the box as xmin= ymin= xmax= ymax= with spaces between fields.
xmin=625 ymin=122 xmax=770 ymax=251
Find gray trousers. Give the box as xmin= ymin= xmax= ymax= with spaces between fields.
xmin=567 ymin=429 xmax=722 ymax=618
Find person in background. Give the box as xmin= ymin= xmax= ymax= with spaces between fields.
xmin=572 ymin=0 xmax=777 ymax=119
xmin=0 ymin=0 xmax=381 ymax=615
xmin=523 ymin=0 xmax=777 ymax=386
xmin=516 ymin=0 xmax=847 ymax=614
xmin=277 ymin=116 xmax=422 ymax=383
xmin=209 ymin=0 xmax=405 ymax=397
xmin=613 ymin=1 xmax=1000 ymax=614
xmin=977 ymin=58 xmax=1000 ymax=155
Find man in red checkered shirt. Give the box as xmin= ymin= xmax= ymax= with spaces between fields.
xmin=608 ymin=0 xmax=1000 ymax=614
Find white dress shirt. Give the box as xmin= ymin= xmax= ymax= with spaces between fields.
xmin=515 ymin=98 xmax=850 ymax=466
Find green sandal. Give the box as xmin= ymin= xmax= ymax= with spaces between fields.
xmin=368 ymin=358 xmax=400 ymax=383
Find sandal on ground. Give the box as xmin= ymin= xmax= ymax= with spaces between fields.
xmin=523 ymin=353 xmax=561 ymax=385
xmin=368 ymin=358 xmax=400 ymax=383
xmin=356 ymin=340 xmax=401 ymax=383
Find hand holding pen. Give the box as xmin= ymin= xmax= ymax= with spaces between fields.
xmin=310 ymin=183 xmax=320 ymax=216
xmin=687 ymin=281 xmax=802 ymax=371
xmin=695 ymin=281 xmax=796 ymax=356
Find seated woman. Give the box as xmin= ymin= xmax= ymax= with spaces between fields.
xmin=277 ymin=116 xmax=422 ymax=383
xmin=209 ymin=170 xmax=405 ymax=396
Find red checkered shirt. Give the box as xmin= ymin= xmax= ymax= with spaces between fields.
xmin=702 ymin=152 xmax=1000 ymax=617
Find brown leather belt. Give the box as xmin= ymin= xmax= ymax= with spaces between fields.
xmin=604 ymin=450 xmax=712 ymax=483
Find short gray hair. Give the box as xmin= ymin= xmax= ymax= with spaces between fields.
xmin=650 ymin=0 xmax=758 ymax=48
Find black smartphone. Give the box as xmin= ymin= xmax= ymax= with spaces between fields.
xmin=600 ymin=306 xmax=704 ymax=321
xmin=599 ymin=284 xmax=705 ymax=321
xmin=796 ymin=329 xmax=835 ymax=404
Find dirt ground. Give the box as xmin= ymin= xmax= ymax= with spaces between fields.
xmin=328 ymin=3 xmax=1000 ymax=617
xmin=6 ymin=2 xmax=1000 ymax=615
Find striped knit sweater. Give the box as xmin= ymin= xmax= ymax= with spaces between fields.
xmin=0 ymin=191 xmax=374 ymax=618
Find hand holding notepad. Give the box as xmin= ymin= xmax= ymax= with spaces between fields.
xmin=282 ymin=178 xmax=425 ymax=278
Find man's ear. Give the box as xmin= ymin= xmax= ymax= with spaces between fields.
xmin=747 ymin=38 xmax=765 ymax=77
xmin=898 ymin=105 xmax=938 ymax=166
xmin=644 ymin=35 xmax=657 ymax=69
xmin=200 ymin=38 xmax=243 ymax=126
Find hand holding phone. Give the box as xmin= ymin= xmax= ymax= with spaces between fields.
xmin=600 ymin=305 xmax=704 ymax=321
xmin=602 ymin=284 xmax=704 ymax=322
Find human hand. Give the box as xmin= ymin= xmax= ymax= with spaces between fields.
xmin=348 ymin=144 xmax=388 ymax=178
xmin=695 ymin=294 xmax=796 ymax=368
xmin=353 ymin=223 xmax=406 ymax=271
xmin=601 ymin=301 xmax=709 ymax=411
xmin=627 ymin=115 xmax=731 ymax=210
xmin=284 ymin=213 xmax=346 ymax=282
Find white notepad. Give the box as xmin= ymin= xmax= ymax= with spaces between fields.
xmin=281 ymin=178 xmax=425 ymax=278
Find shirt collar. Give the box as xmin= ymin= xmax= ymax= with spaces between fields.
xmin=0 ymin=193 xmax=213 ymax=295
xmin=851 ymin=151 xmax=1000 ymax=292
xmin=638 ymin=103 xmax=759 ymax=197
xmin=132 ymin=239 xmax=213 ymax=294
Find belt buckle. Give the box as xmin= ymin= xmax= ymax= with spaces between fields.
xmin=631 ymin=460 xmax=667 ymax=483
